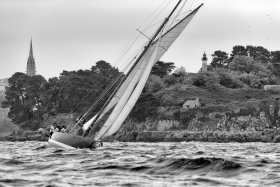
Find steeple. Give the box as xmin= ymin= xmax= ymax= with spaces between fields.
xmin=26 ymin=39 xmax=36 ymax=76
xmin=29 ymin=39 xmax=33 ymax=57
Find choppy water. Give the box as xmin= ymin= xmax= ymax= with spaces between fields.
xmin=1 ymin=141 xmax=280 ymax=187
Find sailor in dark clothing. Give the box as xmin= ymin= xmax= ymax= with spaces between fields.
xmin=49 ymin=123 xmax=57 ymax=137
xmin=53 ymin=123 xmax=59 ymax=132
xmin=61 ymin=126 xmax=66 ymax=133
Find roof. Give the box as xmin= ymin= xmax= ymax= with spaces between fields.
xmin=201 ymin=52 xmax=208 ymax=61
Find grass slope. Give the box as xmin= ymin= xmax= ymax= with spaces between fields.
xmin=156 ymin=84 xmax=278 ymax=123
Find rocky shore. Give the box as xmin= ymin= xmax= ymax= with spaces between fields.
xmin=2 ymin=101 xmax=280 ymax=143
xmin=103 ymin=129 xmax=280 ymax=143
xmin=0 ymin=129 xmax=48 ymax=142
xmin=1 ymin=128 xmax=280 ymax=143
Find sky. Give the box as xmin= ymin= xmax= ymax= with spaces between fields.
xmin=0 ymin=0 xmax=279 ymax=80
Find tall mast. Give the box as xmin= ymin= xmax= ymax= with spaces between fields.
xmin=82 ymin=0 xmax=183 ymax=137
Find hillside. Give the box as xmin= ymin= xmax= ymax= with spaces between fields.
xmin=130 ymin=81 xmax=278 ymax=122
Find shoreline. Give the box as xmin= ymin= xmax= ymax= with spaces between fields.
xmin=1 ymin=129 xmax=280 ymax=143
xmin=103 ymin=129 xmax=280 ymax=143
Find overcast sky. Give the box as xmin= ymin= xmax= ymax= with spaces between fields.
xmin=0 ymin=0 xmax=279 ymax=79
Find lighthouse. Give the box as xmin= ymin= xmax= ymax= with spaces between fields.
xmin=201 ymin=52 xmax=208 ymax=72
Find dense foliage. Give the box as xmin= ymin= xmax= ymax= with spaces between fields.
xmin=2 ymin=45 xmax=280 ymax=129
xmin=2 ymin=61 xmax=120 ymax=130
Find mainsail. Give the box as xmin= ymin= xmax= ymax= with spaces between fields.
xmin=93 ymin=4 xmax=203 ymax=140
xmin=48 ymin=1 xmax=204 ymax=150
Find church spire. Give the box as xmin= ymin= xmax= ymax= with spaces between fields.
xmin=29 ymin=39 xmax=33 ymax=57
xmin=26 ymin=39 xmax=36 ymax=76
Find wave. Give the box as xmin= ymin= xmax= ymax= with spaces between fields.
xmin=33 ymin=145 xmax=48 ymax=150
xmin=84 ymin=157 xmax=242 ymax=175
xmin=149 ymin=157 xmax=242 ymax=173
xmin=1 ymin=159 xmax=25 ymax=165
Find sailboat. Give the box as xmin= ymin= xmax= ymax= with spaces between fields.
xmin=48 ymin=0 xmax=203 ymax=149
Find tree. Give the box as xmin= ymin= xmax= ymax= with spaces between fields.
xmin=229 ymin=55 xmax=277 ymax=88
xmin=129 ymin=93 xmax=160 ymax=121
xmin=172 ymin=66 xmax=187 ymax=77
xmin=91 ymin=60 xmax=119 ymax=78
xmin=41 ymin=77 xmax=61 ymax=115
xmin=2 ymin=73 xmax=31 ymax=124
xmin=57 ymin=72 xmax=98 ymax=113
xmin=269 ymin=51 xmax=280 ymax=77
xmin=271 ymin=51 xmax=280 ymax=63
xmin=50 ymin=62 xmax=122 ymax=115
xmin=229 ymin=45 xmax=247 ymax=61
xmin=164 ymin=75 xmax=177 ymax=86
xmin=145 ymin=75 xmax=165 ymax=93
xmin=191 ymin=72 xmax=219 ymax=89
xmin=205 ymin=73 xmax=220 ymax=90
xmin=26 ymin=75 xmax=47 ymax=120
xmin=213 ymin=69 xmax=243 ymax=89
xmin=192 ymin=73 xmax=207 ymax=88
xmin=229 ymin=55 xmax=257 ymax=74
xmin=246 ymin=45 xmax=270 ymax=63
xmin=151 ymin=61 xmax=176 ymax=77
xmin=210 ymin=50 xmax=229 ymax=68
xmin=2 ymin=73 xmax=46 ymax=128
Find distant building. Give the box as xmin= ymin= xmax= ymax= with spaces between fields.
xmin=0 ymin=108 xmax=9 ymax=119
xmin=201 ymin=52 xmax=208 ymax=72
xmin=264 ymin=85 xmax=280 ymax=91
xmin=0 ymin=78 xmax=8 ymax=91
xmin=26 ymin=39 xmax=36 ymax=76
xmin=183 ymin=98 xmax=201 ymax=109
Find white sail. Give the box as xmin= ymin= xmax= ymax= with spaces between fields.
xmin=94 ymin=46 xmax=155 ymax=139
xmin=101 ymin=30 xmax=163 ymax=138
xmin=94 ymin=4 xmax=203 ymax=140
xmin=82 ymin=115 xmax=96 ymax=131
xmin=84 ymin=51 xmax=154 ymax=134
xmin=153 ymin=6 xmax=202 ymax=65
xmin=83 ymin=56 xmax=144 ymax=131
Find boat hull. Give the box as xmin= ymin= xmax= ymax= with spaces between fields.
xmin=48 ymin=132 xmax=94 ymax=149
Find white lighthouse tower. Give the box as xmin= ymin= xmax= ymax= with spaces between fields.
xmin=201 ymin=52 xmax=208 ymax=72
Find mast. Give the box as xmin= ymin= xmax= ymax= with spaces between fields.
xmin=95 ymin=3 xmax=204 ymax=140
xmin=82 ymin=0 xmax=183 ymax=137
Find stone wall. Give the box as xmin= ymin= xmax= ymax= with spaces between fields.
xmin=264 ymin=85 xmax=280 ymax=91
xmin=187 ymin=105 xmax=280 ymax=132
xmin=117 ymin=119 xmax=181 ymax=135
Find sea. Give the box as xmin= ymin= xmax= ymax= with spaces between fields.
xmin=0 ymin=141 xmax=280 ymax=187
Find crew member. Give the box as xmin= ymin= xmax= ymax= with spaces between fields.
xmin=53 ymin=123 xmax=59 ymax=132
xmin=49 ymin=124 xmax=55 ymax=137
xmin=61 ymin=126 xmax=66 ymax=133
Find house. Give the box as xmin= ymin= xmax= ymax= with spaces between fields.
xmin=183 ymin=98 xmax=201 ymax=109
